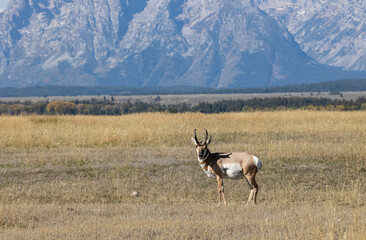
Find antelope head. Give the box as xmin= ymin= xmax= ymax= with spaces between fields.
xmin=191 ymin=129 xmax=212 ymax=160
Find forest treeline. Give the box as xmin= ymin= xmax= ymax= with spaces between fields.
xmin=1 ymin=79 xmax=366 ymax=98
xmin=1 ymin=97 xmax=366 ymax=115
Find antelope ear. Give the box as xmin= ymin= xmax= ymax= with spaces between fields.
xmin=206 ymin=136 xmax=212 ymax=145
xmin=191 ymin=137 xmax=198 ymax=145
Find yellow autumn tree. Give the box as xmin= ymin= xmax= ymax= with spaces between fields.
xmin=46 ymin=101 xmax=77 ymax=115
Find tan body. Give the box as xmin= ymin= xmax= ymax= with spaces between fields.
xmin=192 ymin=130 xmax=262 ymax=205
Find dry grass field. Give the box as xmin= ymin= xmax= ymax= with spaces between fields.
xmin=0 ymin=112 xmax=365 ymax=239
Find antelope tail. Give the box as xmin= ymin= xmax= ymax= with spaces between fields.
xmin=253 ymin=156 xmax=262 ymax=170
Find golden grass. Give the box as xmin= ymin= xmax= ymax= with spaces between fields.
xmin=0 ymin=203 xmax=365 ymax=239
xmin=1 ymin=111 xmax=365 ymax=162
xmin=0 ymin=112 xmax=365 ymax=239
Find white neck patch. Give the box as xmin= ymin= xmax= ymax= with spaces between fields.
xmin=198 ymin=159 xmax=216 ymax=179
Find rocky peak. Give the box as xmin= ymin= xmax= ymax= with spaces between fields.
xmin=257 ymin=0 xmax=366 ymax=71
xmin=0 ymin=0 xmax=365 ymax=88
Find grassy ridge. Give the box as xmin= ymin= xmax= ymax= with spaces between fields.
xmin=0 ymin=112 xmax=365 ymax=239
xmin=1 ymin=112 xmax=365 ymax=163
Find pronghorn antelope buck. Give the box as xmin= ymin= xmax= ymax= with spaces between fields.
xmin=191 ymin=129 xmax=262 ymax=205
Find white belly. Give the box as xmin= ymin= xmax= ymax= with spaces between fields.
xmin=222 ymin=163 xmax=244 ymax=179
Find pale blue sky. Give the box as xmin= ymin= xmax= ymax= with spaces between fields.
xmin=0 ymin=0 xmax=9 ymax=12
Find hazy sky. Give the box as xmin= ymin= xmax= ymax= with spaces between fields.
xmin=0 ymin=0 xmax=9 ymax=12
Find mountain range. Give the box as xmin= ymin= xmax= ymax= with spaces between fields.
xmin=0 ymin=0 xmax=365 ymax=88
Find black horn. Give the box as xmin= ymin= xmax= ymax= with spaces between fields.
xmin=194 ymin=129 xmax=200 ymax=144
xmin=204 ymin=128 xmax=211 ymax=145
xmin=204 ymin=128 xmax=208 ymax=143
